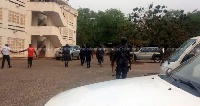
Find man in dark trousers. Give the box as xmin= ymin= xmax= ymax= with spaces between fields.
xmin=110 ymin=45 xmax=116 ymax=76
xmin=62 ymin=44 xmax=70 ymax=67
xmin=97 ymin=45 xmax=104 ymax=67
xmin=1 ymin=44 xmax=17 ymax=69
xmin=85 ymin=45 xmax=93 ymax=68
xmin=79 ymin=45 xmax=86 ymax=66
xmin=19 ymin=44 xmax=37 ymax=68
xmin=111 ymin=37 xmax=131 ymax=79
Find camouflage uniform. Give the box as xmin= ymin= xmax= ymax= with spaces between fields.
xmin=112 ymin=37 xmax=131 ymax=79
xmin=63 ymin=45 xmax=70 ymax=67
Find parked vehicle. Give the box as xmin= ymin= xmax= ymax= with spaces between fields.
xmin=55 ymin=45 xmax=80 ymax=60
xmin=161 ymin=36 xmax=200 ymax=73
xmin=134 ymin=47 xmax=161 ymax=63
xmin=45 ymin=54 xmax=200 ymax=106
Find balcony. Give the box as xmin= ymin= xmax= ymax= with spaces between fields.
xmin=27 ymin=2 xmax=67 ymax=27
xmin=28 ymin=26 xmax=66 ymax=47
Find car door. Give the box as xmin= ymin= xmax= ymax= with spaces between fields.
xmin=72 ymin=46 xmax=80 ymax=57
xmin=145 ymin=48 xmax=156 ymax=59
xmin=136 ymin=47 xmax=148 ymax=60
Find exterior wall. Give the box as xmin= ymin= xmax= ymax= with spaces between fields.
xmin=0 ymin=0 xmax=78 ymax=57
xmin=0 ymin=0 xmax=28 ymax=57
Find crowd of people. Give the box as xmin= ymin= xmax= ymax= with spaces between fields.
xmin=62 ymin=37 xmax=132 ymax=79
xmin=1 ymin=37 xmax=132 ymax=79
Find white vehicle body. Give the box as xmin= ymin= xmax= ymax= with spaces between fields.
xmin=45 ymin=75 xmax=200 ymax=106
xmin=161 ymin=36 xmax=200 ymax=73
xmin=55 ymin=45 xmax=80 ymax=60
xmin=45 ymin=53 xmax=200 ymax=106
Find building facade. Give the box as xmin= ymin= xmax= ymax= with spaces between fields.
xmin=0 ymin=0 xmax=78 ymax=57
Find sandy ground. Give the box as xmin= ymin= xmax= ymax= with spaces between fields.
xmin=0 ymin=55 xmax=161 ymax=106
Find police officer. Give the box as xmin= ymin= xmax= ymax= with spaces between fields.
xmin=97 ymin=45 xmax=104 ymax=67
xmin=62 ymin=44 xmax=70 ymax=67
xmin=111 ymin=37 xmax=131 ymax=79
xmin=79 ymin=45 xmax=86 ymax=66
xmin=85 ymin=45 xmax=93 ymax=68
xmin=110 ymin=45 xmax=116 ymax=76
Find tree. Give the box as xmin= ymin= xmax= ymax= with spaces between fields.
xmin=128 ymin=3 xmax=198 ymax=60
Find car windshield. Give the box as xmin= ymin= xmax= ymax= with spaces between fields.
xmin=167 ymin=39 xmax=196 ymax=62
xmin=69 ymin=46 xmax=73 ymax=50
xmin=171 ymin=54 xmax=200 ymax=86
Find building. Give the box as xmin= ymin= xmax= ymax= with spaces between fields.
xmin=0 ymin=0 xmax=78 ymax=57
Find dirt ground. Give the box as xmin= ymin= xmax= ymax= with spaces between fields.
xmin=0 ymin=55 xmax=160 ymax=106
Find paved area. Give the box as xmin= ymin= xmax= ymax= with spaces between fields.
xmin=0 ymin=56 xmax=160 ymax=106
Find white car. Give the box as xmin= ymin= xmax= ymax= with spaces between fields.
xmin=134 ymin=47 xmax=161 ymax=63
xmin=55 ymin=45 xmax=80 ymax=60
xmin=45 ymin=55 xmax=200 ymax=106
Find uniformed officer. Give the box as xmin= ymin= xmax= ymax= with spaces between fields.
xmin=79 ymin=45 xmax=86 ymax=66
xmin=111 ymin=37 xmax=131 ymax=79
xmin=62 ymin=44 xmax=70 ymax=67
xmin=85 ymin=45 xmax=93 ymax=68
xmin=97 ymin=45 xmax=104 ymax=67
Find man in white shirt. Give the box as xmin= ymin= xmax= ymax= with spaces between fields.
xmin=1 ymin=44 xmax=17 ymax=69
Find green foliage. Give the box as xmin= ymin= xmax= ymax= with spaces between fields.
xmin=76 ymin=4 xmax=200 ymax=50
xmin=76 ymin=8 xmax=126 ymax=47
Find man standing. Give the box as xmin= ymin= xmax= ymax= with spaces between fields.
xmin=110 ymin=45 xmax=116 ymax=76
xmin=111 ymin=37 xmax=131 ymax=79
xmin=85 ymin=45 xmax=93 ymax=68
xmin=19 ymin=44 xmax=37 ymax=68
xmin=97 ymin=46 xmax=104 ymax=67
xmin=79 ymin=45 xmax=86 ymax=66
xmin=62 ymin=44 xmax=70 ymax=67
xmin=1 ymin=44 xmax=17 ymax=69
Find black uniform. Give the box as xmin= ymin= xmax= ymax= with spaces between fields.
xmin=85 ymin=47 xmax=92 ymax=68
xmin=115 ymin=44 xmax=131 ymax=79
xmin=63 ymin=46 xmax=70 ymax=67
xmin=112 ymin=37 xmax=131 ymax=79
xmin=97 ymin=48 xmax=104 ymax=65
xmin=80 ymin=48 xmax=86 ymax=65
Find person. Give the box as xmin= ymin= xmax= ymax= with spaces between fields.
xmin=62 ymin=44 xmax=70 ymax=67
xmin=111 ymin=37 xmax=131 ymax=79
xmin=97 ymin=46 xmax=104 ymax=67
xmin=110 ymin=46 xmax=116 ymax=76
xmin=96 ymin=46 xmax=100 ymax=65
xmin=19 ymin=44 xmax=37 ymax=68
xmin=79 ymin=45 xmax=86 ymax=66
xmin=85 ymin=45 xmax=93 ymax=68
xmin=1 ymin=44 xmax=17 ymax=69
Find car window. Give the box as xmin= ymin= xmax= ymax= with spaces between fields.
xmin=140 ymin=48 xmax=147 ymax=52
xmin=73 ymin=46 xmax=79 ymax=50
xmin=173 ymin=54 xmax=200 ymax=84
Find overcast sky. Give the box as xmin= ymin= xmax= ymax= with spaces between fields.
xmin=68 ymin=0 xmax=200 ymax=15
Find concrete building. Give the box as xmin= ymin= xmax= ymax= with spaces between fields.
xmin=0 ymin=0 xmax=78 ymax=57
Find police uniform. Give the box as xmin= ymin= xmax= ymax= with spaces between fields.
xmin=63 ymin=45 xmax=70 ymax=67
xmin=112 ymin=37 xmax=131 ymax=79
xmin=80 ymin=47 xmax=86 ymax=65
xmin=97 ymin=48 xmax=104 ymax=66
xmin=85 ymin=47 xmax=92 ymax=68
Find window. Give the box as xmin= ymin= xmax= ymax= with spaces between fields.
xmin=7 ymin=37 xmax=25 ymax=55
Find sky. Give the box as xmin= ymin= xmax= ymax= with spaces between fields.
xmin=68 ymin=0 xmax=200 ymax=15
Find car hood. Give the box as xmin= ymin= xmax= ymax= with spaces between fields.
xmin=45 ymin=75 xmax=200 ymax=106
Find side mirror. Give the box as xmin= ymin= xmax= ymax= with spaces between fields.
xmin=166 ymin=68 xmax=173 ymax=77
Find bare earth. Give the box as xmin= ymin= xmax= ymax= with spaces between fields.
xmin=0 ymin=55 xmax=160 ymax=106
